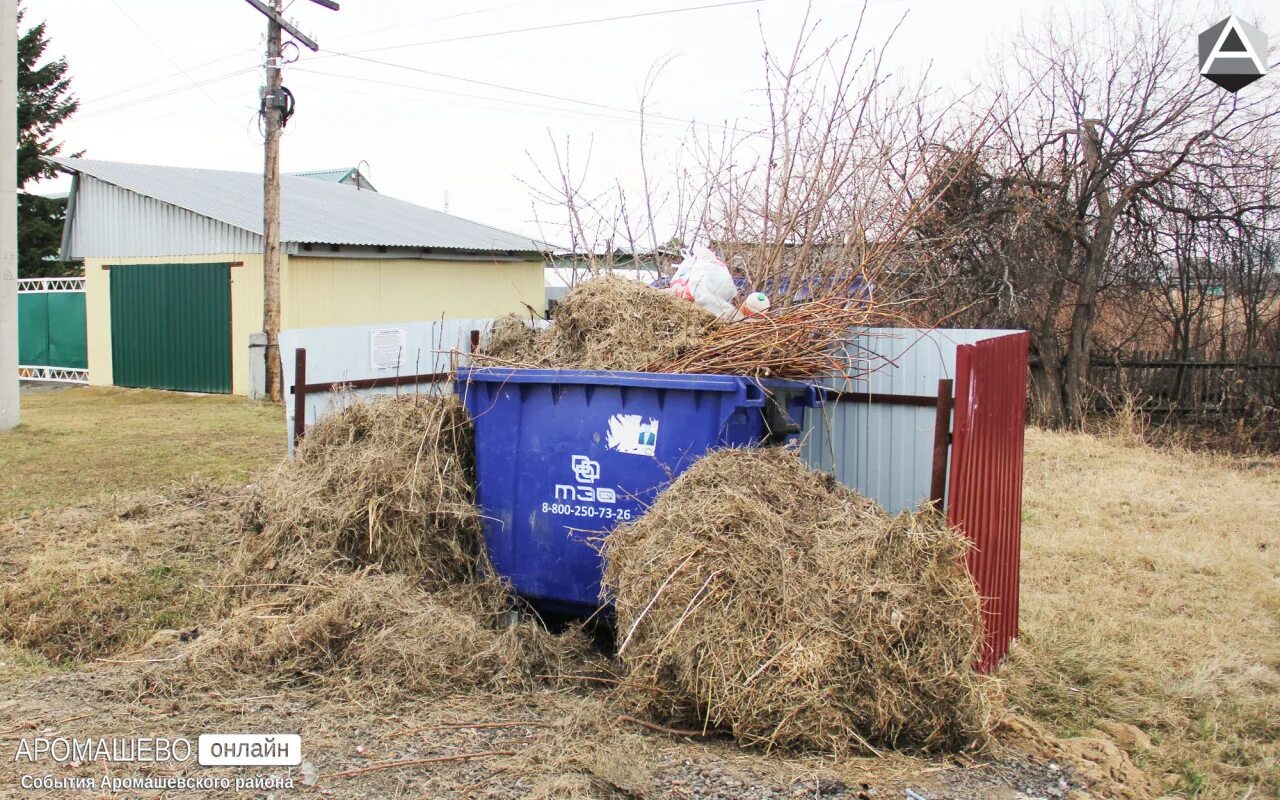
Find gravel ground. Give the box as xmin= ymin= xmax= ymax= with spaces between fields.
xmin=0 ymin=661 xmax=1084 ymax=800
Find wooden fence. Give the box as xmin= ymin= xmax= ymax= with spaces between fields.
xmin=1086 ymin=350 xmax=1280 ymax=414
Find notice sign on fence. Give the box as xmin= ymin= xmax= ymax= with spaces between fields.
xmin=370 ymin=327 xmax=407 ymax=370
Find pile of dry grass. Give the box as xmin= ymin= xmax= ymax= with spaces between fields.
xmin=172 ymin=394 xmax=591 ymax=695
xmin=180 ymin=571 xmax=588 ymax=697
xmin=0 ymin=480 xmax=248 ymax=661
xmin=603 ymin=448 xmax=992 ymax=755
xmin=481 ymin=277 xmax=719 ymax=371
xmin=225 ymin=394 xmax=486 ymax=597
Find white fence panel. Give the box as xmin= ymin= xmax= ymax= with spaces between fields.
xmin=280 ymin=318 xmax=508 ymax=455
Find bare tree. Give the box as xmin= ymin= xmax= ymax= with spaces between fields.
xmin=916 ymin=2 xmax=1280 ymax=426
xmin=529 ymin=3 xmax=970 ymax=313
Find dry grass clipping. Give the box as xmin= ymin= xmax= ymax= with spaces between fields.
xmin=480 ymin=277 xmax=718 ymax=371
xmin=174 ymin=394 xmax=592 ymax=696
xmin=225 ymin=394 xmax=487 ymax=597
xmin=603 ymin=448 xmax=991 ymax=755
xmin=485 ymin=313 xmax=543 ymax=365
xmin=176 ymin=571 xmax=588 ymax=698
xmin=0 ymin=480 xmax=248 ymax=661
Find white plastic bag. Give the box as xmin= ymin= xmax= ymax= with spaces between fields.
xmin=667 ymin=245 xmax=738 ymax=319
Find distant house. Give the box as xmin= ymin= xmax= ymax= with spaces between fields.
xmin=51 ymin=157 xmax=546 ymax=395
xmin=288 ymin=166 xmax=377 ymax=192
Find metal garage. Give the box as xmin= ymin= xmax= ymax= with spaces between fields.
xmin=48 ymin=157 xmax=548 ymax=396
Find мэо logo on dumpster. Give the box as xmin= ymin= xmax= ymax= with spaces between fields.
xmin=556 ymin=455 xmax=617 ymax=503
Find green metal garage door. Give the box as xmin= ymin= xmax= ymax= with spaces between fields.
xmin=109 ymin=263 xmax=232 ymax=393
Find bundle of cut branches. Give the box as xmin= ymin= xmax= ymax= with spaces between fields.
xmin=645 ymin=301 xmax=880 ymax=380
xmin=481 ymin=277 xmax=900 ymax=380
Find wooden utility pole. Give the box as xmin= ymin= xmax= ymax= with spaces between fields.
xmin=243 ymin=0 xmax=334 ymax=402
xmin=262 ymin=0 xmax=283 ymax=400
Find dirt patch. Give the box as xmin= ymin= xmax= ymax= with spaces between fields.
xmin=996 ymin=714 xmax=1153 ymax=800
xmin=604 ymin=447 xmax=993 ymax=756
xmin=0 ymin=663 xmax=1079 ymax=800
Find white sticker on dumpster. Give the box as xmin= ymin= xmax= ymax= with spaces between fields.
xmin=606 ymin=414 xmax=659 ymax=456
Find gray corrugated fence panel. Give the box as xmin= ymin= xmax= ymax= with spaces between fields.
xmin=66 ymin=175 xmax=261 ymax=258
xmin=801 ymin=328 xmax=1022 ymax=514
xmin=279 ymin=317 xmax=550 ymax=455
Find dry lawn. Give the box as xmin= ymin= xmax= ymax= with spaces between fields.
xmin=0 ymin=386 xmax=279 ymax=676
xmin=1009 ymin=427 xmax=1280 ymax=798
xmin=0 ymin=482 xmax=248 ymax=662
xmin=0 ymin=385 xmax=281 ymax=518
xmin=1 ymin=387 xmax=1277 ymax=798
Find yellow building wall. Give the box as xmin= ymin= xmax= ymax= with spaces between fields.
xmin=84 ymin=253 xmax=264 ymax=395
xmin=281 ymin=256 xmax=544 ymax=329
xmin=85 ymin=254 xmax=543 ymax=396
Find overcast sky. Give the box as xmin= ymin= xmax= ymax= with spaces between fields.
xmin=24 ymin=0 xmax=1276 ymax=244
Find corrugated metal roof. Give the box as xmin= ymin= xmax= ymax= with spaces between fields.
xmin=62 ymin=173 xmax=262 ymax=259
xmin=288 ymin=167 xmax=356 ymax=182
xmin=288 ymin=167 xmax=377 ymax=192
xmin=49 ymin=157 xmax=545 ymax=253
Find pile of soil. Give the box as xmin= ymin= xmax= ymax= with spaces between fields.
xmin=603 ymin=447 xmax=993 ymax=755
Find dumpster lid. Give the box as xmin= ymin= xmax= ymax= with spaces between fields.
xmin=457 ymin=366 xmax=811 ymax=395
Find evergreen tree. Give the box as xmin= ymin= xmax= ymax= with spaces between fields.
xmin=16 ymin=2 xmax=79 ymax=277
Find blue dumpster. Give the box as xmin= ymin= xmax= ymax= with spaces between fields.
xmin=455 ymin=367 xmax=822 ymax=615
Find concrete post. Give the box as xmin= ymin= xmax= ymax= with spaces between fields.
xmin=248 ymin=331 xmax=268 ymax=400
xmin=1 ymin=0 xmax=20 ymax=430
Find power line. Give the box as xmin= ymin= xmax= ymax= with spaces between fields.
xmin=327 ymin=0 xmax=554 ymax=45
xmin=76 ymin=67 xmax=256 ymax=120
xmin=106 ymin=0 xmax=246 ymax=129
xmin=294 ymin=0 xmax=770 ymax=135
xmin=337 ymin=0 xmax=764 ymax=55
xmin=75 ymin=0 xmax=768 ymax=129
xmin=317 ymin=53 xmax=747 ymax=135
xmin=79 ymin=50 xmax=255 ymax=107
xmin=333 ymin=54 xmax=634 ymax=115
xmin=291 ymin=66 xmax=713 ymax=130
